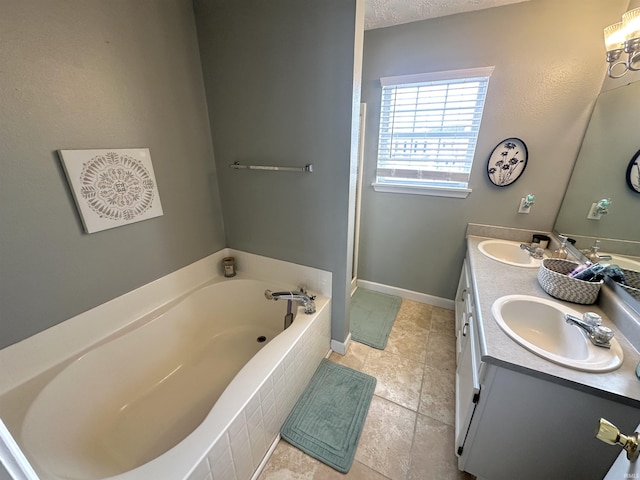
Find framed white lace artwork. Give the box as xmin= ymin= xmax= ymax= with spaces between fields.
xmin=59 ymin=148 xmax=163 ymax=233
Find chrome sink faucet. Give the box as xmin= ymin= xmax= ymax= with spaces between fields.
xmin=520 ymin=243 xmax=544 ymax=259
xmin=265 ymin=288 xmax=317 ymax=314
xmin=565 ymin=313 xmax=614 ymax=348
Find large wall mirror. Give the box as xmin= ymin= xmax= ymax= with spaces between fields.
xmin=554 ymin=80 xmax=640 ymax=313
xmin=554 ymin=80 xmax=640 ymax=257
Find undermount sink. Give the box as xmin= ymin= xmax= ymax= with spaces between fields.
xmin=478 ymin=239 xmax=542 ymax=268
xmin=491 ymin=295 xmax=623 ymax=372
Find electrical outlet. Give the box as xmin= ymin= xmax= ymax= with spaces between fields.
xmin=587 ymin=203 xmax=602 ymax=220
xmin=518 ymin=198 xmax=531 ymax=214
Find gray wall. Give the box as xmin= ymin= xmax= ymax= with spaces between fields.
xmin=358 ymin=0 xmax=629 ymax=300
xmin=194 ymin=0 xmax=360 ymax=342
xmin=0 ymin=0 xmax=225 ymax=349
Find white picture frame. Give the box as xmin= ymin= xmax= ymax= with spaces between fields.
xmin=59 ymin=148 xmax=163 ymax=234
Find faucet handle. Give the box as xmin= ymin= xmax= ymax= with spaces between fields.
xmin=596 ymin=418 xmax=640 ymax=461
xmin=298 ymin=285 xmax=316 ymax=299
xmin=583 ymin=312 xmax=602 ymax=326
xmin=593 ymin=325 xmax=614 ymax=345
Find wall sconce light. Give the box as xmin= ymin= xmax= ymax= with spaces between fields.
xmin=587 ymin=198 xmax=612 ymax=220
xmin=604 ymin=7 xmax=640 ymax=78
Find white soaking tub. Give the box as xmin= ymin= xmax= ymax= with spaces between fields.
xmin=0 ymin=251 xmax=332 ymax=480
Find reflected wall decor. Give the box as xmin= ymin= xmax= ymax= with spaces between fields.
xmin=59 ymin=148 xmax=163 ymax=233
xmin=627 ymin=149 xmax=640 ymax=193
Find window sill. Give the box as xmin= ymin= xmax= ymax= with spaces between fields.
xmin=372 ymin=183 xmax=472 ymax=198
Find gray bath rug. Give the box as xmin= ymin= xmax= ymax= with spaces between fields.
xmin=280 ymin=359 xmax=376 ymax=473
xmin=350 ymin=288 xmax=402 ymax=349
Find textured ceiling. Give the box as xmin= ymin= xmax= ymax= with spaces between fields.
xmin=365 ymin=0 xmax=530 ymax=30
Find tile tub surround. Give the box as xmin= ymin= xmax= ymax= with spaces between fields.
xmin=186 ymin=307 xmax=331 ymax=480
xmin=466 ymin=235 xmax=640 ymax=407
xmin=0 ymin=250 xmax=332 ymax=480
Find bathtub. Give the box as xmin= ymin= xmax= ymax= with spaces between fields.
xmin=0 ymin=251 xmax=332 ymax=480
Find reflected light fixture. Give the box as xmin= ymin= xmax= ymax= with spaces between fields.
xmin=604 ymin=7 xmax=640 ymax=78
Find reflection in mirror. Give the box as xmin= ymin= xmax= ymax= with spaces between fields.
xmin=554 ymin=81 xmax=640 ymax=315
xmin=554 ymin=81 xmax=640 ymax=265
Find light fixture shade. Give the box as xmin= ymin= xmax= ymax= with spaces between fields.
xmin=623 ymin=7 xmax=640 ymax=41
xmin=604 ymin=22 xmax=625 ymax=51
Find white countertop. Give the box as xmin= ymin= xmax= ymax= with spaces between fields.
xmin=467 ymin=235 xmax=640 ymax=407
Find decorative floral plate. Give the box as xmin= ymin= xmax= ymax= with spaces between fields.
xmin=487 ymin=138 xmax=528 ymax=187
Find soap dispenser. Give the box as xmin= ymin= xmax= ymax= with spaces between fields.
xmin=552 ymin=235 xmax=569 ymax=259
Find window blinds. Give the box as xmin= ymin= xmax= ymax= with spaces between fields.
xmin=376 ymin=71 xmax=491 ymax=189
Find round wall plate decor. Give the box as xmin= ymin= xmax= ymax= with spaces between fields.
xmin=487 ymin=138 xmax=528 ymax=187
xmin=626 ymin=149 xmax=640 ymax=193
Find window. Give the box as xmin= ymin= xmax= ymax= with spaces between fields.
xmin=373 ymin=67 xmax=493 ymax=198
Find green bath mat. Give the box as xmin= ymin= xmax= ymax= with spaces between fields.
xmin=281 ymin=359 xmax=376 ymax=473
xmin=350 ymin=288 xmax=402 ymax=349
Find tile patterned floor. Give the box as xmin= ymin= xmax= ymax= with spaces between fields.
xmin=258 ymin=297 xmax=476 ymax=480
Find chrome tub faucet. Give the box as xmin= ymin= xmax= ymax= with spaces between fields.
xmin=265 ymin=288 xmax=317 ymax=314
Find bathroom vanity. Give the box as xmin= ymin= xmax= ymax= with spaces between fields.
xmin=455 ymin=234 xmax=640 ymax=480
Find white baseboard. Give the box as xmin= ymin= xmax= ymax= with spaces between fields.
xmin=355 ymin=280 xmax=454 ymax=310
xmin=330 ymin=332 xmax=351 ymax=355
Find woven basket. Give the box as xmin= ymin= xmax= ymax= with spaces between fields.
xmin=617 ymin=269 xmax=640 ymax=301
xmin=537 ymin=259 xmax=602 ymax=305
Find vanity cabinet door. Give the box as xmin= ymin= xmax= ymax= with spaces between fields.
xmin=455 ymin=258 xmax=481 ymax=464
xmin=455 ymin=259 xmax=473 ymax=364
xmin=455 ymin=311 xmax=481 ymax=461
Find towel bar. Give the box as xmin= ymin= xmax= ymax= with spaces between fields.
xmin=229 ymin=162 xmax=313 ymax=173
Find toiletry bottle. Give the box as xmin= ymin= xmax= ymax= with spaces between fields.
xmin=552 ymin=235 xmax=569 ymax=259
xmin=223 ymin=257 xmax=236 ymax=277
xmin=572 ymin=263 xmax=606 ymax=282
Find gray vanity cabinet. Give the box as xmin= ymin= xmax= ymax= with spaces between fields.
xmin=458 ymin=365 xmax=638 ymax=479
xmin=454 ymin=256 xmax=640 ymax=480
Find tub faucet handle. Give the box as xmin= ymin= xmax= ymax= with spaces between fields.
xmin=299 ymin=286 xmax=316 ymax=300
